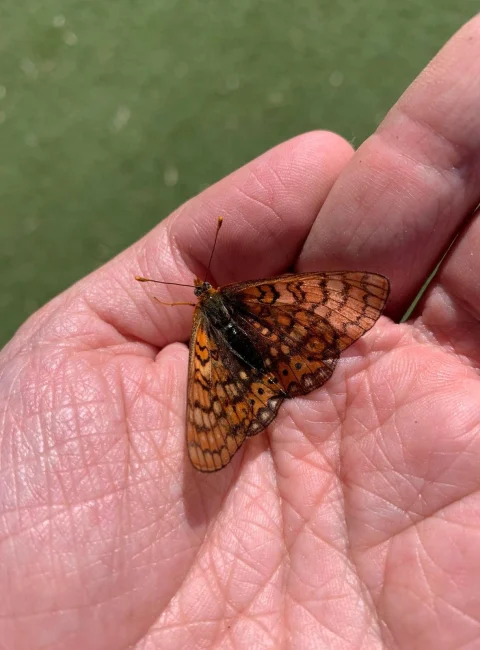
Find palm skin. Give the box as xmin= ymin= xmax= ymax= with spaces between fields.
xmin=1 ymin=17 xmax=480 ymax=650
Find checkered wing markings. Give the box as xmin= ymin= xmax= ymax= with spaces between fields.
xmin=222 ymin=271 xmax=390 ymax=396
xmin=186 ymin=311 xmax=284 ymax=473
xmin=228 ymin=305 xmax=338 ymax=397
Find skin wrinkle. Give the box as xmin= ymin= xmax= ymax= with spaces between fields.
xmin=242 ymin=158 xmax=295 ymax=213
xmin=390 ymin=101 xmax=480 ymax=177
xmin=425 ymin=487 xmax=480 ymax=535
xmin=233 ymin=171 xmax=281 ymax=223
xmin=39 ymin=357 xmax=69 ymax=589
xmin=290 ymin=398 xmax=342 ymax=434
xmin=66 ymin=364 xmax=101 ymax=499
xmin=377 ymin=117 xmax=471 ymax=184
xmin=277 ymin=407 xmax=334 ymax=459
xmin=230 ymin=185 xmax=288 ymax=260
xmin=415 ymin=319 xmax=480 ymax=372
xmin=224 ymin=617 xmax=277 ymax=650
xmin=283 ymin=488 xmax=372 ymax=646
xmin=361 ymin=437 xmax=434 ymax=517
xmin=218 ymin=545 xmax=274 ymax=588
xmin=279 ymin=396 xmax=339 ymax=453
xmin=4 ymin=476 xmax=176 ymax=547
xmin=279 ymin=381 xmax=364 ymax=646
xmin=414 ymin=527 xmax=461 ymax=592
xmin=288 ymin=443 xmax=340 ymax=478
xmin=356 ymin=195 xmax=409 ymax=262
xmin=219 ymin=515 xmax=279 ymax=596
xmin=10 ymin=356 xmax=154 ymax=612
xmin=414 ymin=535 xmax=442 ymax=613
xmin=53 ymin=513 xmax=87 ymax=609
xmin=156 ymin=476 xmax=238 ymax=630
xmin=434 ymin=593 xmax=480 ymax=631
xmin=317 ymin=584 xmax=380 ymax=650
xmin=162 ymin=207 xmax=195 ymax=282
xmin=340 ymin=330 xmax=397 ymax=386
xmin=421 ymin=284 xmax=480 ymax=354
xmin=48 ymin=430 xmax=120 ymax=505
xmin=431 ymin=426 xmax=480 ymax=482
xmin=199 ymin=552 xmax=228 ymax=631
xmin=353 ymin=481 xmax=424 ymax=537
xmin=244 ymin=155 xmax=290 ymax=206
xmin=57 ymin=303 xmax=128 ymax=353
xmin=81 ymin=284 xmax=163 ymax=349
xmin=355 ymin=583 xmax=385 ymax=650
xmin=166 ymin=205 xmax=221 ymax=287
xmin=141 ymin=298 xmax=191 ymax=349
xmin=221 ymin=578 xmax=277 ymax=632
xmin=337 ymin=188 xmax=387 ymax=260
xmin=357 ymin=478 xmax=480 ymax=561
xmin=351 ymin=162 xmax=445 ymax=281
xmin=342 ymin=366 xmax=439 ymax=639
xmin=132 ymin=394 xmax=184 ymax=438
xmin=114 ymin=367 xmax=136 ymax=521
xmin=112 ymin=368 xmax=179 ymax=474
xmin=289 ymin=513 xmax=347 ymax=562
xmin=267 ymin=163 xmax=290 ymax=197
xmin=368 ymin=383 xmax=438 ymax=438
xmin=339 ymin=441 xmax=386 ymax=645
xmin=171 ymin=205 xmax=235 ymax=288
xmin=0 ymin=375 xmax=28 ymax=474
xmin=286 ymin=590 xmax=356 ymax=648
xmin=353 ymin=365 xmax=385 ymax=434
xmin=128 ymin=518 xmax=194 ymax=572
xmin=263 ymin=440 xmax=289 ymax=650
xmin=227 ymin=514 xmax=277 ymax=558
xmin=231 ymin=510 xmax=278 ymax=550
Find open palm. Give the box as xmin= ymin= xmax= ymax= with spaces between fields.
xmin=2 ymin=18 xmax=480 ymax=650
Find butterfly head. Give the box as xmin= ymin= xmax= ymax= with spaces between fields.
xmin=194 ymin=277 xmax=214 ymax=298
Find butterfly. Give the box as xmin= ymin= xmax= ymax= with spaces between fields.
xmin=136 ymin=217 xmax=390 ymax=472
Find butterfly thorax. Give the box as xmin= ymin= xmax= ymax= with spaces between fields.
xmin=196 ymin=285 xmax=234 ymax=330
xmin=193 ymin=279 xmax=266 ymax=372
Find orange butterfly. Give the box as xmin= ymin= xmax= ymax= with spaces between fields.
xmin=137 ymin=217 xmax=390 ymax=472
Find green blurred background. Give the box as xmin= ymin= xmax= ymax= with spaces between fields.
xmin=0 ymin=1 xmax=476 ymax=346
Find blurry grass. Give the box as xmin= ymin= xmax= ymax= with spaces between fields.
xmin=0 ymin=0 xmax=476 ymax=345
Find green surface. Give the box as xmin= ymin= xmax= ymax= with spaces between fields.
xmin=0 ymin=1 xmax=476 ymax=345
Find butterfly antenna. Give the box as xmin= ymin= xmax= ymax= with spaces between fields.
xmin=204 ymin=216 xmax=223 ymax=283
xmin=135 ymin=277 xmax=195 ymax=289
xmin=135 ymin=276 xmax=197 ymax=306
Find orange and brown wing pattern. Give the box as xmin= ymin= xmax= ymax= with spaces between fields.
xmin=187 ymin=308 xmax=285 ymax=472
xmin=221 ymin=272 xmax=389 ymax=397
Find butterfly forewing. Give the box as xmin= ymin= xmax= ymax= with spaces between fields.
xmin=187 ymin=271 xmax=389 ymax=472
xmin=224 ymin=271 xmax=390 ymax=353
xmin=187 ymin=310 xmax=285 ymax=472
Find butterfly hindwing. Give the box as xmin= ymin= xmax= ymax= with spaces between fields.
xmin=221 ymin=271 xmax=390 ymax=396
xmin=187 ymin=309 xmax=284 ymax=472
xmin=223 ymin=302 xmax=339 ymax=396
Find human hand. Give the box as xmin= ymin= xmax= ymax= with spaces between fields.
xmin=1 ymin=16 xmax=480 ymax=650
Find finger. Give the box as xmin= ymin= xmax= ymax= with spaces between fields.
xmin=76 ymin=131 xmax=353 ymax=347
xmin=414 ymin=206 xmax=480 ymax=364
xmin=299 ymin=16 xmax=480 ymax=319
